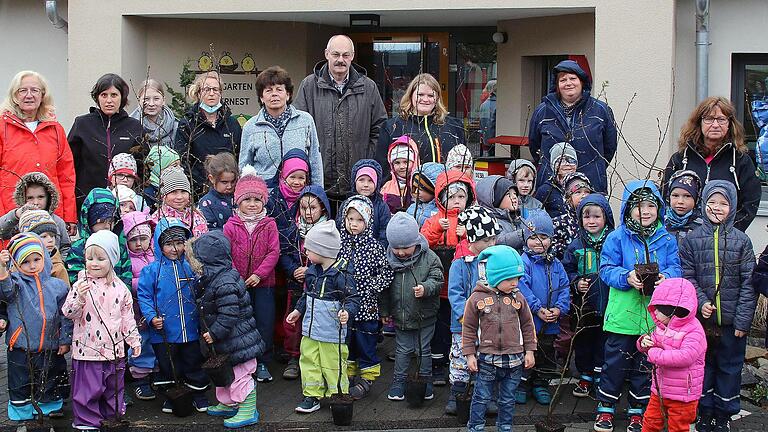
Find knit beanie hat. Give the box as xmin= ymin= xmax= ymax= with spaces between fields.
xmin=113 ymin=184 xmax=137 ymax=204
xmin=563 ymin=172 xmax=593 ymax=198
xmin=159 ymin=224 xmax=190 ymax=246
xmin=459 ymin=205 xmax=500 ymax=243
xmin=668 ymin=171 xmax=701 ymax=202
xmin=282 ymin=157 xmax=309 ymax=179
xmin=412 ymin=171 xmax=436 ymax=196
xmin=386 ymin=212 xmax=420 ymax=248
xmin=108 ymin=152 xmax=138 ymax=181
xmin=478 ymin=245 xmax=525 ymax=288
xmin=523 ymin=209 xmax=554 ymax=240
xmin=159 ymin=166 xmax=191 ymax=197
xmin=8 ymin=233 xmax=45 ymax=268
xmin=235 ymin=165 xmax=268 ymax=205
xmin=85 ymin=230 xmax=120 ymax=268
xmin=87 ymin=202 xmax=117 ymax=228
xmin=446 ymin=144 xmax=474 ymax=170
xmin=343 ymin=195 xmax=373 ymax=228
xmin=355 ymin=166 xmax=378 ymax=187
xmin=549 ymin=142 xmax=577 ymax=172
xmin=506 ymin=159 xmax=537 ymax=181
xmin=304 ymin=220 xmax=341 ymax=259
xmin=492 ymin=177 xmax=516 ymax=208
xmin=18 ymin=209 xmax=58 ymax=236
xmin=439 ymin=181 xmax=469 ymax=207
xmin=147 ymin=145 xmax=181 ymax=188
xmin=390 ymin=144 xmax=416 ymax=163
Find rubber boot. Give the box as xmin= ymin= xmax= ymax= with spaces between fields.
xmin=224 ymin=387 xmax=259 ymax=428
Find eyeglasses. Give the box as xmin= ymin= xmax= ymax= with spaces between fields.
xmin=202 ymin=87 xmax=221 ymax=94
xmin=329 ymin=51 xmax=353 ymax=60
xmin=702 ymin=116 xmax=729 ymax=125
xmin=17 ymin=87 xmax=42 ymax=96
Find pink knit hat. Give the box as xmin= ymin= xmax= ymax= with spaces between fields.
xmin=355 ymin=166 xmax=378 ymax=186
xmin=108 ymin=153 xmax=138 ymax=180
xmin=281 ymin=157 xmax=309 ymax=179
xmin=235 ymin=165 xmax=268 ymax=205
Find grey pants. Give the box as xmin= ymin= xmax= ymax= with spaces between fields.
xmin=394 ymin=324 xmax=435 ymax=381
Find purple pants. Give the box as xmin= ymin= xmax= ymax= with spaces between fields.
xmin=71 ymin=359 xmax=125 ymax=429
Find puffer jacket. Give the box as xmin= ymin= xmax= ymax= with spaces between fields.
xmin=0 ymin=112 xmax=76 ymax=223
xmin=600 ymin=180 xmax=682 ymax=336
xmin=528 ymin=60 xmax=617 ymax=194
xmin=0 ymin=235 xmax=72 ymax=352
xmin=381 ymin=136 xmax=421 ymax=213
xmin=381 ymin=235 xmax=444 ymax=330
xmin=192 ymin=231 xmax=265 ymax=365
xmin=137 ymin=218 xmax=199 ymax=344
xmin=65 ymin=188 xmax=133 ymax=287
xmin=518 ymin=251 xmax=571 ymax=335
xmin=295 ymin=258 xmax=360 ymax=343
xmin=421 ymin=170 xmax=476 ymax=248
xmin=239 ymin=105 xmax=323 ymax=187
xmin=342 ymin=159 xmax=391 ymax=246
xmin=637 ymin=278 xmax=706 ymax=402
xmin=197 ymin=188 xmax=234 ymax=231
xmin=174 ymin=103 xmax=242 ymax=197
xmin=68 ymin=108 xmax=144 ymax=209
xmin=406 ymin=162 xmax=442 ymax=227
xmin=223 ymin=213 xmax=279 ymax=289
xmin=679 ymin=180 xmax=756 ymax=332
xmin=475 ymin=175 xmax=525 ymax=250
xmin=447 ymin=254 xmax=481 ymax=333
xmin=294 ymin=61 xmax=387 ymax=197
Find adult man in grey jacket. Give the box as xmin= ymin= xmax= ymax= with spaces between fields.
xmin=294 ymin=35 xmax=387 ymax=211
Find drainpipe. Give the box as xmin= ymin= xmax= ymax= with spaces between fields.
xmin=695 ymin=0 xmax=709 ymax=103
xmin=45 ymin=0 xmax=68 ymax=32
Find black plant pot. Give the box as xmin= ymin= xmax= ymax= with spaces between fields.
xmin=166 ymin=386 xmax=195 ymax=417
xmin=535 ymin=419 xmax=566 ymax=432
xmin=100 ymin=418 xmax=130 ymax=432
xmin=455 ymin=393 xmax=472 ymax=425
xmin=634 ymin=263 xmax=659 ymax=296
xmin=405 ymin=376 xmax=428 ymax=408
xmin=202 ymin=354 xmax=235 ymax=387
xmin=329 ymin=394 xmax=354 ymax=426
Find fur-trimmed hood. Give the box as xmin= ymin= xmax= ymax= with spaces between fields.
xmin=14 ymin=171 xmax=60 ymax=212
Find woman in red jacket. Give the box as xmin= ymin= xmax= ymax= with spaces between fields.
xmin=0 ymin=70 xmax=77 ymax=232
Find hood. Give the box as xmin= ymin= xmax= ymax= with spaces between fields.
xmin=192 ymin=230 xmax=233 ymax=277
xmin=146 ymin=145 xmax=181 ymax=188
xmin=292 ymin=184 xmax=332 ymax=220
xmin=417 ymin=162 xmax=443 ymax=187
xmin=475 ymin=175 xmax=512 ymax=210
xmin=620 ymin=180 xmax=665 ymax=225
xmin=387 ymin=135 xmax=421 ymax=179
xmin=700 ymin=180 xmax=737 ymax=228
xmin=313 ymin=61 xmax=368 ymax=84
xmin=506 ymin=159 xmax=537 ymax=191
xmin=576 ymin=193 xmax=615 ymax=232
xmin=14 ymin=172 xmax=60 ymax=213
xmin=471 ymin=280 xmax=496 ymax=295
xmin=339 ymin=195 xmax=375 ymax=239
xmin=350 ymin=158 xmax=384 ymax=194
xmin=434 ymin=169 xmax=476 ymax=213
xmin=386 ymin=234 xmax=430 ymax=270
xmin=267 ymin=148 xmax=313 ymax=189
xmin=78 ymin=188 xmax=122 ymax=240
xmin=122 ymin=210 xmax=154 ymax=238
xmin=648 ymin=277 xmax=698 ymax=328
xmin=548 ymin=59 xmax=592 ymax=95
xmin=152 ymin=217 xmax=192 ymax=262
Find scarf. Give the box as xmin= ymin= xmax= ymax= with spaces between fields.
xmin=131 ymin=105 xmax=177 ymax=146
xmin=279 ymin=179 xmax=302 ymax=210
xmin=264 ymin=105 xmax=292 ymax=138
xmin=236 ymin=208 xmax=266 ymax=234
xmin=665 ymin=207 xmax=693 ymax=230
xmin=297 ymin=214 xmax=328 ymax=239
xmin=560 ymin=98 xmax=581 ymax=126
xmin=584 ymin=227 xmax=609 ymax=251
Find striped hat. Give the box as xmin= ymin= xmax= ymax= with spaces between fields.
xmin=18 ymin=209 xmax=58 ymax=236
xmin=159 ymin=166 xmax=191 ymax=197
xmin=8 ymin=233 xmax=45 ymax=268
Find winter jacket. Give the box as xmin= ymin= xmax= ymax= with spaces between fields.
xmin=337 ymin=197 xmax=394 ymax=322
xmin=63 ymin=270 xmax=140 ymax=361
xmin=381 ymin=235 xmax=444 ymax=330
xmin=68 ymin=108 xmax=144 ymax=209
xmin=528 ymin=60 xmax=617 ymax=194
xmin=65 ymin=188 xmax=133 ymax=287
xmin=339 ymin=159 xmax=391 ymax=246
xmin=239 ymin=105 xmax=323 ymax=187
xmin=197 ymin=188 xmax=234 ymax=231
xmin=680 ymin=180 xmax=756 ymax=332
xmin=421 ymin=170 xmax=476 ymax=248
xmin=0 ymin=240 xmax=72 ymax=352
xmin=663 ymin=142 xmax=761 ymax=231
xmin=376 ymin=114 xmax=465 ymax=179
xmin=381 ymin=137 xmax=421 ymax=213
xmin=551 ymin=210 xmax=579 ymax=260
xmin=562 ymin=193 xmax=615 ymax=321
xmin=637 ymin=278 xmax=706 ymax=403
xmin=174 ymin=103 xmax=242 ymax=196
xmin=294 ymin=61 xmax=387 ymax=197
xmin=406 ymin=162 xmax=442 ymax=227
xmin=0 ymin=112 xmax=76 ymax=223
xmin=50 ymin=248 xmax=70 ymax=289
xmin=129 ymin=105 xmax=179 ymax=148
xmin=295 ymin=258 xmax=361 ymax=343
xmin=151 ymin=204 xmax=208 ymax=238
xmin=223 ymin=213 xmax=279 ymax=289
xmin=475 ymin=175 xmax=525 ymax=251
xmin=122 ymin=211 xmax=155 ymax=326
xmin=192 ymin=231 xmax=265 ymax=365
xmin=0 ymin=171 xmax=72 ymax=256
xmin=137 ymin=219 xmax=199 ymax=344
xmin=462 ymin=281 xmax=537 ymax=357
xmin=534 ymin=179 xmax=568 ymax=219
xmin=600 ymin=180 xmax=682 ymax=335
xmin=448 ymin=254 xmax=481 ymax=333
xmin=518 ymin=252 xmax=571 ymax=335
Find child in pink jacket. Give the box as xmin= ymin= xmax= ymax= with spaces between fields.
xmin=223 ymin=165 xmax=279 ymax=383
xmin=637 ymin=278 xmax=706 ymax=432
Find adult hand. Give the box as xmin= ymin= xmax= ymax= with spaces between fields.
xmin=202 ymin=332 xmax=214 ymax=344
xmin=735 ymin=330 xmax=746 ymax=338
xmin=245 ymin=275 xmax=260 ymax=288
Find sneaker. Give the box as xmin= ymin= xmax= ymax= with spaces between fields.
xmin=387 ymin=381 xmax=406 ymax=401
xmin=626 ymin=414 xmax=642 ymax=432
xmin=193 ymin=394 xmax=210 ymax=412
xmin=424 ymin=382 xmax=434 ymax=400
xmin=135 ymin=382 xmax=156 ymax=400
xmin=593 ymin=412 xmax=614 ymax=432
xmin=515 ymin=389 xmax=527 ymax=404
xmin=256 ymin=363 xmax=273 ymax=383
xmin=295 ymin=396 xmax=320 ymax=413
xmin=713 ymin=416 xmax=730 ymax=432
xmin=444 ymin=396 xmax=457 ymax=415
xmin=162 ymin=400 xmax=174 ymax=414
xmin=382 ymin=321 xmax=396 ymax=336
xmin=283 ymin=358 xmax=299 ymax=380
xmin=349 ymin=378 xmax=372 ymax=400
xmin=387 ymin=350 xmax=396 ymax=361
xmin=572 ymin=379 xmax=592 ymax=398
xmin=432 ymin=366 xmax=447 ymax=386
xmin=696 ymin=414 xmax=714 ymax=432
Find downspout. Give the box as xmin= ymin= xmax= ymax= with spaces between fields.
xmin=45 ymin=0 xmax=68 ymax=33
xmin=695 ymin=0 xmax=710 ymax=103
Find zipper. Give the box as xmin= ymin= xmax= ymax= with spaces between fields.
xmin=401 ymin=272 xmax=406 ymax=326
xmin=172 ymin=262 xmax=188 ymax=343
xmin=423 ymin=116 xmax=437 ymax=162
xmin=714 ymin=226 xmax=722 ymax=325
xmin=496 ymin=292 xmax=502 ymax=351
xmin=106 ymin=116 xmax=112 ymax=184
xmin=35 ymin=274 xmax=47 ymax=352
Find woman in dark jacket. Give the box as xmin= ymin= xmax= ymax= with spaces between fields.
xmin=528 ymin=60 xmax=617 ymax=194
xmin=663 ymin=96 xmax=761 ymax=231
xmin=68 ymin=73 xmax=144 ymax=208
xmin=375 ymin=73 xmax=464 ymax=178
xmin=175 ymin=71 xmax=242 ymax=198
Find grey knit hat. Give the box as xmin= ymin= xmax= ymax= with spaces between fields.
xmin=304 ymin=220 xmax=341 ymax=259
xmin=549 ymin=142 xmax=577 ymax=173
xmin=159 ymin=166 xmax=191 ymax=197
xmin=386 ymin=212 xmax=420 ymax=248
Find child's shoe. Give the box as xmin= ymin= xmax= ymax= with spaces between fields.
xmin=532 ymin=386 xmax=551 ymax=405
xmin=283 ymin=358 xmax=300 ymax=380
xmin=572 ymin=377 xmax=592 ymax=398
xmin=713 ymin=416 xmax=730 ymax=432
xmin=349 ymin=378 xmax=372 ymax=400
xmin=696 ymin=414 xmax=714 ymax=432
xmin=444 ymin=393 xmax=456 ymax=415
xmin=387 ymin=380 xmax=406 ymax=401
xmin=224 ymin=389 xmax=259 ymax=428
xmin=626 ymin=414 xmax=643 ymax=432
xmin=594 ymin=403 xmax=615 ymax=432
xmin=515 ymin=389 xmax=527 ymax=404
xmin=134 ymin=380 xmax=156 ymax=400
xmin=424 ymin=382 xmax=434 ymax=400
xmin=295 ymin=396 xmax=320 ymax=413
xmin=208 ymin=403 xmax=238 ymax=418
xmin=256 ymin=363 xmax=273 ymax=383
xmin=162 ymin=400 xmax=174 ymax=414
xmin=193 ymin=393 xmax=210 ymax=412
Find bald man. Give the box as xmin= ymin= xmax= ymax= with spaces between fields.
xmin=294 ymin=35 xmax=387 ymax=210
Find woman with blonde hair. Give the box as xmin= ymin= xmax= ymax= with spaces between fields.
xmin=175 ymin=71 xmax=242 ymax=197
xmin=375 ymin=73 xmax=466 ymax=178
xmin=130 ymin=78 xmax=178 ymax=147
xmin=663 ymin=96 xmax=761 ymax=231
xmin=0 ymin=70 xmax=77 ymax=230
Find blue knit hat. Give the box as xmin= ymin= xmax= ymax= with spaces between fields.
xmin=478 ymin=245 xmax=525 ymax=288
xmin=522 ymin=209 xmax=554 ymax=240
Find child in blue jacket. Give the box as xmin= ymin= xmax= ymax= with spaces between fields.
xmin=517 ymin=209 xmax=570 ymax=405
xmin=595 ymin=179 xmax=681 ymax=432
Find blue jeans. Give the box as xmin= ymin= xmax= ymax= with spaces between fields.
xmin=467 ymin=360 xmax=522 ymax=432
